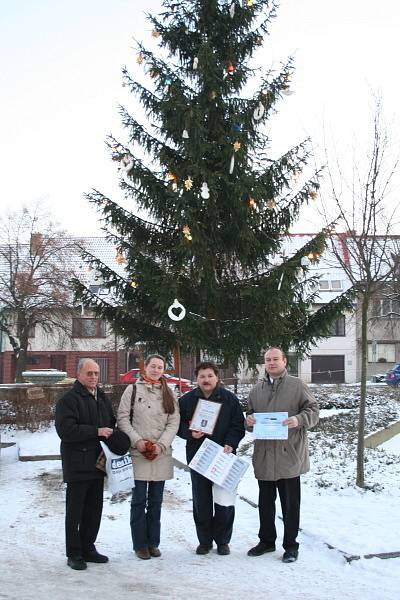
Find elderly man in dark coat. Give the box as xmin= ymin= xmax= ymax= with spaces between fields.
xmin=55 ymin=358 xmax=115 ymax=570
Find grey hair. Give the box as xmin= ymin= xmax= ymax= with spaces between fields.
xmin=77 ymin=358 xmax=99 ymax=373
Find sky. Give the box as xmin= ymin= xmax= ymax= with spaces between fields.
xmin=1 ymin=0 xmax=400 ymax=236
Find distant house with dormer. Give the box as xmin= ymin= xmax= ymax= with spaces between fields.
xmin=1 ymin=234 xmax=399 ymax=385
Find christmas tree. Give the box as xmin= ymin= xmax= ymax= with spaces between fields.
xmin=74 ymin=0 xmax=354 ymax=368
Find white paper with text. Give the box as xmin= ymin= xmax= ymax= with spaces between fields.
xmin=189 ymin=438 xmax=249 ymax=493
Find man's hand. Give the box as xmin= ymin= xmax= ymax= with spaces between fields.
xmin=98 ymin=427 xmax=113 ymax=438
xmin=223 ymin=445 xmax=233 ymax=453
xmin=191 ymin=430 xmax=205 ymax=439
xmin=283 ymin=416 xmax=299 ymax=429
xmin=246 ymin=414 xmax=256 ymax=427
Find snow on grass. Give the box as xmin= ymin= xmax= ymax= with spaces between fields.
xmin=1 ymin=385 xmax=400 ymax=599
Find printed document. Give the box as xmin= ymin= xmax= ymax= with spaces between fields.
xmin=253 ymin=412 xmax=288 ymax=439
xmin=189 ymin=438 xmax=249 ymax=493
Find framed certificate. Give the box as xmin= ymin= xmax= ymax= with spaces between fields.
xmin=189 ymin=398 xmax=222 ymax=435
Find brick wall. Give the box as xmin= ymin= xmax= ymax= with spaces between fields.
xmin=0 ymin=350 xmax=120 ymax=384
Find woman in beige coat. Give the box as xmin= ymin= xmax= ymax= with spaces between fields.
xmin=117 ymin=354 xmax=180 ymax=559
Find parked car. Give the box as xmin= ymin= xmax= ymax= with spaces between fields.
xmin=371 ymin=373 xmax=386 ymax=383
xmin=119 ymin=368 xmax=141 ymax=383
xmin=385 ymin=363 xmax=400 ymax=387
xmin=163 ymin=373 xmax=193 ymax=394
xmin=119 ymin=368 xmax=193 ymax=394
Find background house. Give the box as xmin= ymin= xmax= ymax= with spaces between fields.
xmin=1 ymin=234 xmax=399 ymax=385
xmin=358 ymin=282 xmax=400 ymax=381
xmin=239 ymin=234 xmax=357 ymax=384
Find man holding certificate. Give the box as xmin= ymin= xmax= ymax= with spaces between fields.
xmin=245 ymin=347 xmax=319 ymax=564
xmin=178 ymin=361 xmax=245 ymax=556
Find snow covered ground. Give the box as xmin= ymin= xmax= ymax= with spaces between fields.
xmin=1 ymin=411 xmax=400 ymax=600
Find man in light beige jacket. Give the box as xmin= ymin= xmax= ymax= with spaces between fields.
xmin=246 ymin=347 xmax=319 ymax=563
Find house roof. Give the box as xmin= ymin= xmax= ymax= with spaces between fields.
xmin=1 ymin=233 xmax=374 ymax=307
xmin=70 ymin=234 xmax=355 ymax=303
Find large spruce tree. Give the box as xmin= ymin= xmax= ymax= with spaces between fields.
xmin=74 ymin=0 xmax=354 ymax=367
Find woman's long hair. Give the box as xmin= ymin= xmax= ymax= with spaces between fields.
xmin=144 ymin=354 xmax=176 ymax=414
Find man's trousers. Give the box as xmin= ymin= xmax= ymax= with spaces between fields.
xmin=258 ymin=476 xmax=300 ymax=551
xmin=190 ymin=469 xmax=234 ymax=545
xmin=65 ymin=478 xmax=104 ymax=558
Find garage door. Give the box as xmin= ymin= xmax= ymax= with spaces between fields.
xmin=311 ymin=355 xmax=345 ymax=384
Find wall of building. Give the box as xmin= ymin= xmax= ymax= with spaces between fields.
xmin=1 ymin=324 xmax=116 ymax=354
xmin=355 ymin=307 xmax=400 ymax=381
xmin=299 ymin=312 xmax=357 ymax=384
xmin=0 ymin=350 xmax=122 ymax=384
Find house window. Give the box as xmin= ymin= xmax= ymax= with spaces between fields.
xmin=319 ymin=279 xmax=343 ymax=291
xmin=376 ymin=298 xmax=400 ymax=318
xmin=368 ymin=343 xmax=396 ymax=363
xmin=27 ymin=355 xmax=41 ymax=365
xmin=72 ymin=318 xmax=106 ymax=338
xmin=327 ymin=315 xmax=346 ymax=337
xmin=88 ymin=285 xmax=108 ymax=296
xmin=286 ymin=353 xmax=299 ymax=376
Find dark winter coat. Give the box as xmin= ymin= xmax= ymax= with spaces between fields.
xmin=55 ymin=380 xmax=115 ymax=483
xmin=178 ymin=385 xmax=245 ymax=463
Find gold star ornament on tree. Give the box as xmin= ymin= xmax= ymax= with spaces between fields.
xmin=248 ymin=197 xmax=257 ymax=209
xmin=116 ymin=253 xmax=126 ymax=265
xmin=184 ymin=176 xmax=193 ymax=190
xmin=183 ymin=225 xmax=192 ymax=241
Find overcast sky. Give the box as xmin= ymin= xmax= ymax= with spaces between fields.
xmin=1 ymin=0 xmax=399 ymax=236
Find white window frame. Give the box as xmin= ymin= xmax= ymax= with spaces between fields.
xmin=319 ymin=279 xmax=343 ymax=291
xmin=368 ymin=343 xmax=396 ymax=363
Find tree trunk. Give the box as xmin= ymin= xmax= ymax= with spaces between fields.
xmin=356 ymin=293 xmax=369 ymax=488
xmin=232 ymin=360 xmax=239 ymax=394
xmin=14 ymin=349 xmax=27 ymax=383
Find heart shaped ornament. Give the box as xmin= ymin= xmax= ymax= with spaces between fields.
xmin=168 ymin=299 xmax=186 ymax=321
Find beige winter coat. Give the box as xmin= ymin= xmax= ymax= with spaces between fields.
xmin=247 ymin=370 xmax=319 ymax=481
xmin=117 ymin=380 xmax=180 ymax=481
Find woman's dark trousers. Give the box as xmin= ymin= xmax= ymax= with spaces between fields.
xmin=130 ymin=480 xmax=165 ymax=551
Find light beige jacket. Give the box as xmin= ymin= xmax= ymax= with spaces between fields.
xmin=247 ymin=370 xmax=319 ymax=481
xmin=117 ymin=380 xmax=180 ymax=481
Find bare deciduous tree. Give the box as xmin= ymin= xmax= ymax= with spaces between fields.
xmin=0 ymin=204 xmax=79 ymax=382
xmin=323 ymin=98 xmax=400 ymax=487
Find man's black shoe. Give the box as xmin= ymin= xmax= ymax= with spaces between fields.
xmin=67 ymin=557 xmax=87 ymax=570
xmin=247 ymin=542 xmax=276 ymax=556
xmin=282 ymin=550 xmax=298 ymax=563
xmin=83 ymin=550 xmax=109 ymax=563
xmin=217 ymin=544 xmax=230 ymax=555
xmin=196 ymin=543 xmax=213 ymax=555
